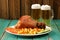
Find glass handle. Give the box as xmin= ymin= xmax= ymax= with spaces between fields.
xmin=51 ymin=9 xmax=54 ymax=19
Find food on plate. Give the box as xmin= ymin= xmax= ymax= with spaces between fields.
xmin=15 ymin=15 xmax=46 ymax=29
xmin=6 ymin=27 xmax=44 ymax=34
xmin=6 ymin=15 xmax=46 ymax=34
xmin=15 ymin=15 xmax=37 ymax=28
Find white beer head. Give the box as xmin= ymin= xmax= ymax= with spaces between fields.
xmin=31 ymin=4 xmax=41 ymax=9
xmin=41 ymin=5 xmax=51 ymax=10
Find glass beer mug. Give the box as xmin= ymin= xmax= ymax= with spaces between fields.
xmin=41 ymin=5 xmax=54 ymax=26
xmin=31 ymin=4 xmax=41 ymax=21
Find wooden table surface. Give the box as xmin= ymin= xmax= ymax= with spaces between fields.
xmin=0 ymin=19 xmax=60 ymax=40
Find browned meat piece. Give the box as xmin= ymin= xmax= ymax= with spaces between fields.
xmin=15 ymin=15 xmax=37 ymax=29
xmin=15 ymin=15 xmax=46 ymax=29
xmin=37 ymin=22 xmax=46 ymax=29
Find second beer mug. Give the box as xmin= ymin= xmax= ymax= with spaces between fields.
xmin=41 ymin=5 xmax=53 ymax=26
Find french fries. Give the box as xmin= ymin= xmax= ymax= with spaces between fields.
xmin=17 ymin=28 xmax=44 ymax=34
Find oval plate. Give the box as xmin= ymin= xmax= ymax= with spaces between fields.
xmin=5 ymin=26 xmax=52 ymax=36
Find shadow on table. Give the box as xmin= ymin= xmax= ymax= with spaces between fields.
xmin=16 ymin=34 xmax=49 ymax=39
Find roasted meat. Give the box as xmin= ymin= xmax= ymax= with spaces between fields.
xmin=15 ymin=15 xmax=37 ymax=28
xmin=15 ymin=15 xmax=46 ymax=29
xmin=37 ymin=22 xmax=46 ymax=29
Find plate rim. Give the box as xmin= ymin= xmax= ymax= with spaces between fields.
xmin=5 ymin=26 xmax=52 ymax=36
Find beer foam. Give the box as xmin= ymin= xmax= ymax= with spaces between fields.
xmin=31 ymin=4 xmax=41 ymax=9
xmin=41 ymin=5 xmax=51 ymax=10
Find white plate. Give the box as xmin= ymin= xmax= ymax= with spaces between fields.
xmin=5 ymin=26 xmax=52 ymax=36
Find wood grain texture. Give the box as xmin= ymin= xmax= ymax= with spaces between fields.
xmin=0 ymin=19 xmax=10 ymax=39
xmin=0 ymin=19 xmax=60 ymax=40
xmin=43 ymin=0 xmax=53 ymax=8
xmin=25 ymin=0 xmax=31 ymax=15
xmin=0 ymin=0 xmax=8 ymax=19
xmin=54 ymin=20 xmax=60 ymax=32
xmin=49 ymin=0 xmax=53 ymax=8
xmin=57 ymin=7 xmax=60 ymax=19
xmin=8 ymin=0 xmax=20 ymax=19
xmin=0 ymin=0 xmax=2 ymax=18
xmin=8 ymin=0 xmax=15 ymax=19
xmin=20 ymin=0 xmax=25 ymax=16
xmin=14 ymin=0 xmax=20 ymax=19
xmin=53 ymin=1 xmax=57 ymax=19
xmin=43 ymin=0 xmax=50 ymax=5
xmin=37 ymin=0 xmax=43 ymax=5
xmin=53 ymin=1 xmax=60 ymax=19
xmin=48 ymin=20 xmax=60 ymax=40
xmin=0 ymin=0 xmax=60 ymax=19
xmin=1 ymin=20 xmax=18 ymax=40
xmin=21 ymin=0 xmax=43 ymax=17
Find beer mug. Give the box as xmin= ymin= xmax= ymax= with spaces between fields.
xmin=41 ymin=5 xmax=54 ymax=26
xmin=31 ymin=4 xmax=41 ymax=20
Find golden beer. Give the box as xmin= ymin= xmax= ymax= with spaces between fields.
xmin=31 ymin=4 xmax=41 ymax=20
xmin=41 ymin=5 xmax=52 ymax=26
xmin=41 ymin=10 xmax=52 ymax=19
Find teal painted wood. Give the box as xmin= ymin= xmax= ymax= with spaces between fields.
xmin=0 ymin=19 xmax=4 ymax=24
xmin=0 ymin=19 xmax=10 ymax=39
xmin=0 ymin=19 xmax=5 ymax=36
xmin=0 ymin=19 xmax=7 ymax=27
xmin=33 ymin=20 xmax=49 ymax=40
xmin=54 ymin=20 xmax=60 ymax=31
xmin=54 ymin=20 xmax=60 ymax=26
xmin=8 ymin=20 xmax=18 ymax=26
xmin=48 ymin=20 xmax=60 ymax=40
xmin=1 ymin=33 xmax=18 ymax=40
xmin=1 ymin=19 xmax=60 ymax=40
xmin=1 ymin=20 xmax=18 ymax=40
xmin=1 ymin=20 xmax=33 ymax=40
xmin=33 ymin=35 xmax=48 ymax=40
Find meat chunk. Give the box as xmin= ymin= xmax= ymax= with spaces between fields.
xmin=37 ymin=22 xmax=46 ymax=29
xmin=15 ymin=15 xmax=37 ymax=28
xmin=15 ymin=15 xmax=46 ymax=29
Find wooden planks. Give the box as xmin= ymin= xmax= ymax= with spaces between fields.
xmin=21 ymin=0 xmax=42 ymax=16
xmin=43 ymin=0 xmax=53 ymax=6
xmin=0 ymin=0 xmax=60 ymax=19
xmin=20 ymin=0 xmax=25 ymax=16
xmin=0 ymin=19 xmax=10 ymax=39
xmin=43 ymin=0 xmax=50 ymax=5
xmin=0 ymin=0 xmax=8 ymax=19
xmin=0 ymin=19 xmax=33 ymax=40
xmin=0 ymin=19 xmax=60 ymax=40
xmin=54 ymin=20 xmax=60 ymax=32
xmin=0 ymin=0 xmax=21 ymax=19
xmin=33 ymin=20 xmax=60 ymax=40
xmin=25 ymin=0 xmax=31 ymax=15
xmin=0 ymin=0 xmax=2 ymax=18
xmin=8 ymin=0 xmax=20 ymax=19
xmin=48 ymin=20 xmax=60 ymax=40
xmin=1 ymin=20 xmax=18 ymax=40
xmin=53 ymin=1 xmax=60 ymax=19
